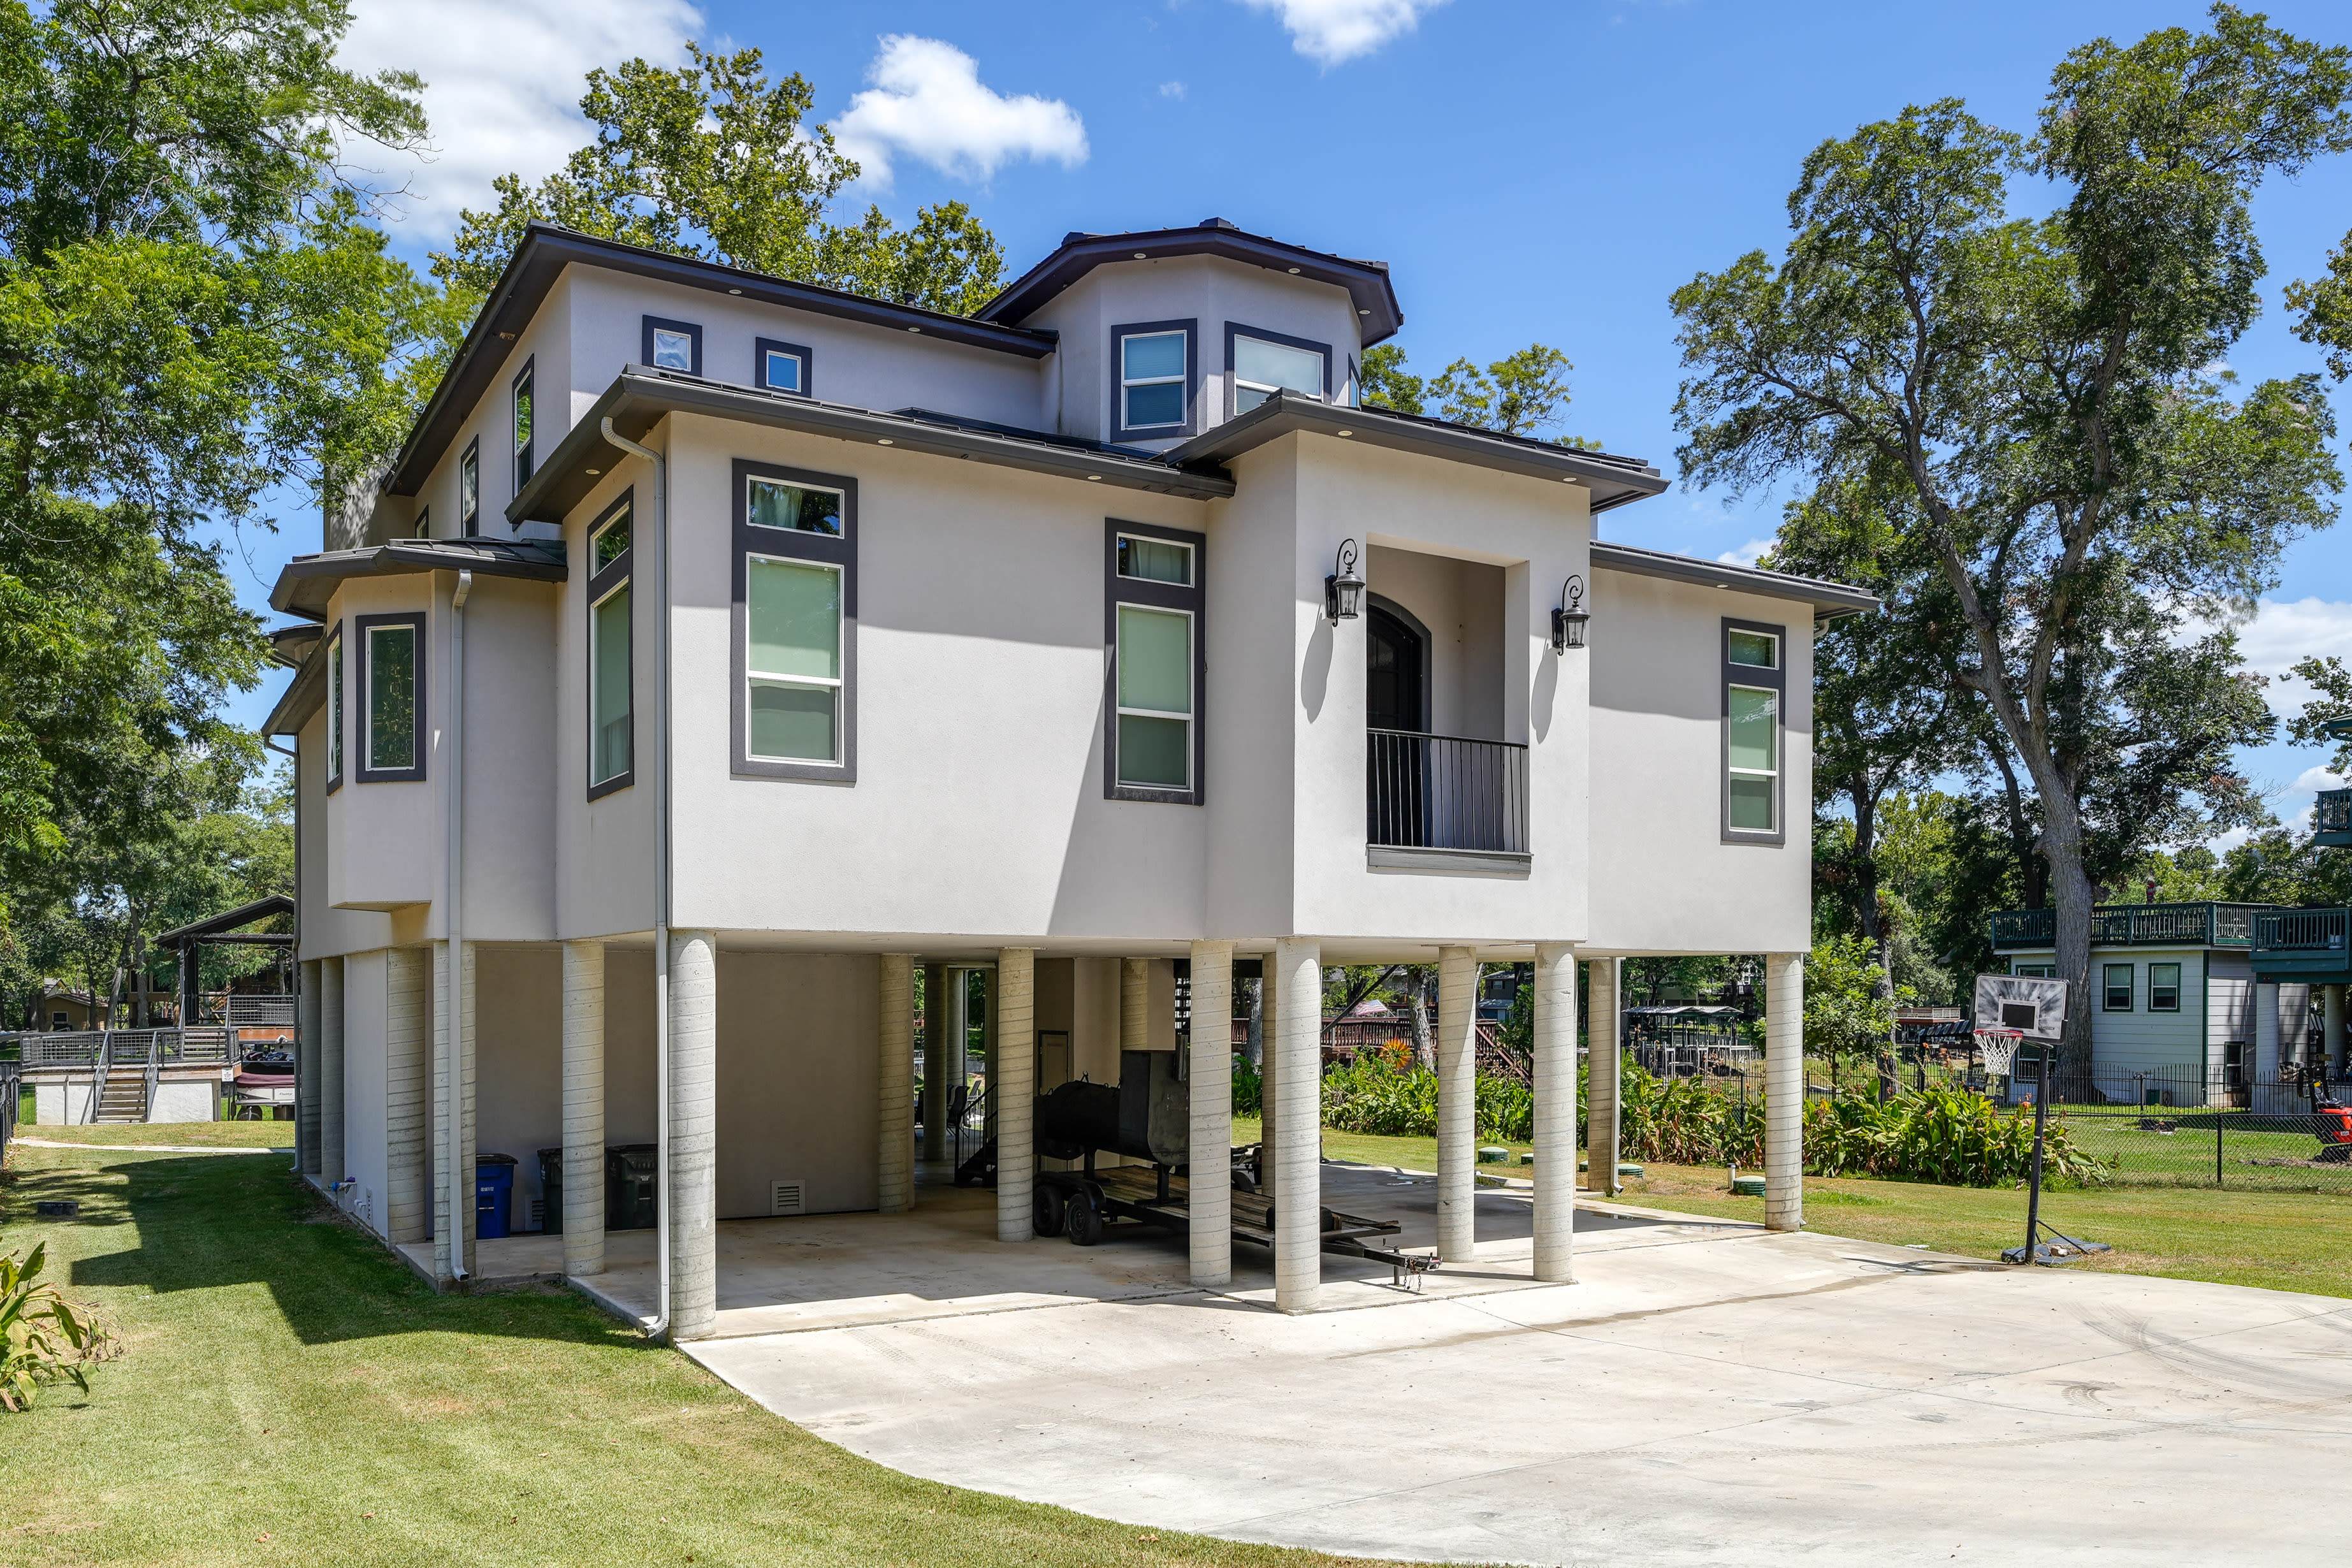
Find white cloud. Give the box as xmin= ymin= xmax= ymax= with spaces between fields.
xmin=1716 ymin=538 xmax=1773 ymax=567
xmin=338 ymin=0 xmax=701 ymax=243
xmin=1237 ymin=0 xmax=1451 ymax=65
xmin=2291 ymin=765 xmax=2344 ymax=795
xmin=2223 ymin=595 xmax=2352 ymax=723
xmin=1160 ymin=80 xmax=1187 ymax=99
xmin=833 ymin=36 xmax=1087 ymax=191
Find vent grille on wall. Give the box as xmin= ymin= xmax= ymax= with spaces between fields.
xmin=771 ymin=1179 xmax=806 ymax=1217
xmin=528 ymin=1198 xmax=546 ymax=1231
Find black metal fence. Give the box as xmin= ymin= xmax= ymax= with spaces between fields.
xmin=2048 ymin=1087 xmax=2351 ymax=1193
xmin=1367 ymin=729 xmax=1527 ymax=855
xmin=1 ymin=1059 xmax=18 ymax=1163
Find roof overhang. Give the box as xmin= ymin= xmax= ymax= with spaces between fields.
xmin=262 ymin=648 xmax=324 ymax=739
xmin=1590 ymin=539 xmax=1880 ymax=618
xmin=978 ymin=219 xmax=1405 ymax=344
xmin=268 ymin=623 xmax=322 ymax=671
xmin=382 ymin=224 xmax=1059 ymax=499
xmin=1162 ymin=392 xmax=1669 ymax=512
xmin=508 ymin=367 xmax=1237 ymax=526
xmin=268 ymin=539 xmax=568 ymax=621
xmin=156 ymin=894 xmax=296 ymax=950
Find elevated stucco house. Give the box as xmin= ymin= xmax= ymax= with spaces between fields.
xmin=263 ymin=217 xmax=1872 ymax=1336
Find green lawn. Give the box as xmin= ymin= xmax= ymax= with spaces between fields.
xmin=17 ymin=1118 xmax=297 ymax=1149
xmin=0 ymin=1136 xmax=1413 ymax=1567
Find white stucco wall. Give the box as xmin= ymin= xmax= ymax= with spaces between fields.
xmin=712 ymin=952 xmax=880 ymax=1218
xmin=342 ymin=948 xmax=390 ymax=1233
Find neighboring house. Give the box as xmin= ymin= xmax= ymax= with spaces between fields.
xmin=1990 ymin=900 xmax=2319 ymax=1108
xmin=32 ymin=983 xmax=106 ymax=1032
xmin=262 ymin=217 xmax=1873 ymax=1335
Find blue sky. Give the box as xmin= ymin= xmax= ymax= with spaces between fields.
xmin=226 ymin=0 xmax=2352 ymax=836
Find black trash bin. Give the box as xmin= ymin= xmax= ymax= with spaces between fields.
xmin=607 ymin=1143 xmax=658 ymax=1231
xmin=537 ymin=1148 xmax=563 ymax=1235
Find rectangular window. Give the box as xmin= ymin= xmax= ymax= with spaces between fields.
xmin=587 ymin=495 xmax=633 ymax=797
xmin=733 ymin=460 xmax=855 ymax=781
xmin=2103 ymin=963 xmax=2135 ymax=1012
xmin=1105 ymin=519 xmax=1205 ymax=804
xmin=1110 ymin=318 xmax=1196 ymax=439
xmin=1228 ymin=324 xmax=1330 ymax=415
xmin=1722 ymin=618 xmax=1787 ymax=845
xmin=324 ymin=625 xmax=344 ymax=792
xmin=354 ymin=613 xmax=426 ymax=783
xmin=642 ymin=316 xmax=702 ymax=375
xmin=512 ymin=359 xmax=535 ymax=491
xmin=460 ymin=439 xmax=479 ymax=536
xmin=2013 ymin=962 xmax=2056 ymax=978
xmin=2149 ymin=962 xmax=2181 ymax=1012
xmin=755 ymin=337 xmax=812 ymax=396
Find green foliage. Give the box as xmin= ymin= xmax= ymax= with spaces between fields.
xmin=1803 ymin=1089 xmax=2105 ymax=1187
xmin=0 ymin=1242 xmax=115 ymax=1411
xmin=1233 ymin=1056 xmax=1262 ymax=1116
xmin=433 ymin=44 xmax=1005 ymax=316
xmin=1318 ymin=1056 xmax=1534 ymax=1142
xmin=1357 ymin=342 xmax=1423 ymax=414
xmin=1622 ymin=1064 xmax=1766 ymax=1167
xmin=1803 ymin=933 xmax=1903 ymax=1066
xmin=1354 ymin=341 xmax=1597 ymax=447
xmin=2286 ymin=227 xmax=2352 ymax=381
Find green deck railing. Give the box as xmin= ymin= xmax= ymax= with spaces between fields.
xmin=1988 ymin=901 xmax=2269 ymax=950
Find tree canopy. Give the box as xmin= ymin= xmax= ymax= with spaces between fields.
xmin=1359 ymin=341 xmax=1598 ymax=447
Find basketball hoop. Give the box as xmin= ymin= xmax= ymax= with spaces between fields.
xmin=1973 ymin=1027 xmax=2024 ymax=1078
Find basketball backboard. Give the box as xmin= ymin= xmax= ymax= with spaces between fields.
xmin=1973 ymin=973 xmax=2067 ymax=1042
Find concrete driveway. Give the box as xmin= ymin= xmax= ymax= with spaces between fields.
xmin=689 ymin=1175 xmax=2352 ymax=1567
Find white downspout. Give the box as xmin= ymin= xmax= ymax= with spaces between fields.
xmin=600 ymin=417 xmax=671 ymax=1340
xmin=446 ymin=567 xmax=473 ymax=1281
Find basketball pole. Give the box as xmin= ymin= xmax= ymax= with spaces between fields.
xmin=2022 ymin=1043 xmax=2049 ymax=1259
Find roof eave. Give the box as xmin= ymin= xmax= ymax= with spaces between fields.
xmin=978 ymin=224 xmax=1406 ymax=344
xmin=267 ymin=541 xmax=569 ymax=619
xmin=506 ymin=368 xmax=1236 ymax=526
xmin=1588 ymin=539 xmax=1880 ymax=616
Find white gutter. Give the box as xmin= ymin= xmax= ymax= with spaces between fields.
xmin=600 ymin=417 xmax=671 ymax=1341
xmin=445 ymin=567 xmax=473 ymax=1281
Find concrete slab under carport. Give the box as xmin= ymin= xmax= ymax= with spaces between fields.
xmin=688 ymin=1191 xmax=2352 ymax=1568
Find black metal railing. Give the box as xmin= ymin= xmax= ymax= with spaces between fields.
xmin=1367 ymin=729 xmax=1528 ymax=855
xmin=2254 ymin=906 xmax=2349 ymax=954
xmin=1988 ymin=902 xmax=2270 ymax=950
xmin=2318 ymin=787 xmax=2352 ymax=839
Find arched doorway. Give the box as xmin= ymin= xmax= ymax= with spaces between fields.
xmin=1367 ymin=604 xmax=1425 ymax=732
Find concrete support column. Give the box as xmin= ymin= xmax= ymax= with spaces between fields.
xmin=1189 ymin=940 xmax=1235 ymax=1288
xmin=878 ymin=954 xmax=915 ymax=1214
xmin=384 ymin=947 xmax=430 ymax=1244
xmin=1765 ymin=950 xmax=1805 ymax=1233
xmin=1259 ymin=957 xmax=1279 ymax=1200
xmin=1121 ymin=957 xmax=1149 ymax=1053
xmin=296 ymin=959 xmax=323 ymax=1175
xmin=669 ymin=929 xmax=718 ymax=1339
xmin=1273 ymin=937 xmax=1321 ymax=1313
xmin=1435 ymin=946 xmax=1478 ymax=1262
xmin=920 ymin=962 xmax=949 ymax=1163
xmin=560 ymin=940 xmax=606 ymax=1275
xmin=319 ymin=957 xmax=346 ymax=1182
xmin=432 ymin=940 xmax=477 ymax=1282
xmin=996 ymin=948 xmax=1036 ymax=1242
xmin=1532 ymin=942 xmax=1578 ymax=1284
xmin=2326 ymin=984 xmax=2346 ymax=1072
xmin=1585 ymin=958 xmax=1620 ymax=1195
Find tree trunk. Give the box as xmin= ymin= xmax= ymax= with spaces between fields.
xmin=1245 ymin=978 xmax=1263 ymax=1068
xmin=1407 ymin=968 xmax=1434 ymax=1070
xmin=2043 ymin=814 xmax=2098 ymax=1082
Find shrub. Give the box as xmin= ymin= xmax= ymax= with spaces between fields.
xmin=1315 ymin=1057 xmax=1535 ymax=1142
xmin=2 ymin=1242 xmax=116 ymax=1412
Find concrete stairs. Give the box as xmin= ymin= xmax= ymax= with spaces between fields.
xmin=94 ymin=1067 xmax=148 ymax=1123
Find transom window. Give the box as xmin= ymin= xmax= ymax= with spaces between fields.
xmin=1116 ymin=533 xmax=1192 ymax=586
xmin=1231 ymin=330 xmax=1327 ymax=413
xmin=734 ymin=461 xmax=856 ymax=781
xmin=1729 ymin=628 xmax=1779 ymax=669
xmin=1722 ymin=618 xmax=1787 ymax=844
xmin=1105 ymin=520 xmax=1205 ymax=804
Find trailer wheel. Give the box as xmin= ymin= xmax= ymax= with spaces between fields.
xmin=1034 ymin=1185 xmax=1066 ymax=1237
xmin=1064 ymin=1189 xmax=1104 ymax=1246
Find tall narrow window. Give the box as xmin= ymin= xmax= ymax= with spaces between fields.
xmin=1226 ymin=324 xmax=1330 ymax=415
xmin=755 ymin=337 xmax=811 ymax=396
xmin=642 ymin=316 xmax=702 ymax=375
xmin=1722 ymin=620 xmax=1785 ymax=844
xmin=733 ymin=461 xmax=856 ymax=781
xmin=1105 ymin=520 xmax=1205 ymax=804
xmin=1110 ymin=319 xmax=1196 ymax=439
xmin=355 ymin=613 xmax=427 ymax=783
xmin=512 ymin=359 xmax=535 ymax=491
xmin=587 ymin=495 xmax=634 ymax=797
xmin=324 ymin=625 xmax=344 ymax=792
xmin=460 ymin=439 xmax=479 ymax=536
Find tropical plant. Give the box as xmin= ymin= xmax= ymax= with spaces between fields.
xmin=1 ymin=1243 xmax=115 ymax=1411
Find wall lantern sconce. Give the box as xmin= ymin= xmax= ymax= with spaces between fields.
xmin=1325 ymin=539 xmax=1365 ymax=625
xmin=1551 ymin=574 xmax=1590 ymax=651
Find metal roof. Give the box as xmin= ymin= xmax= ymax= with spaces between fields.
xmin=976 ymin=218 xmax=1405 ymax=344
xmin=1588 ymin=540 xmax=1880 ymax=617
xmin=156 ymin=894 xmax=296 ymax=950
xmin=268 ymin=539 xmax=568 ymax=621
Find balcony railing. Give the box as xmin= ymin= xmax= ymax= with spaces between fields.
xmin=2316 ymin=787 xmax=2352 ymax=846
xmin=6 ymin=1028 xmax=235 ymax=1067
xmin=2253 ymin=906 xmax=2349 ymax=955
xmin=1367 ymin=729 xmax=1528 ymax=855
xmin=1987 ymin=902 xmax=2270 ymax=950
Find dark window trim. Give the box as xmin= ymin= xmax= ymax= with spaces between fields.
xmin=1103 ymin=517 xmax=1206 ymax=805
xmin=2149 ymin=960 xmax=2182 ymax=1012
xmin=460 ymin=438 xmax=481 ymax=537
xmin=731 ymin=458 xmax=857 ymax=783
xmin=2103 ymin=962 xmax=2135 ymax=1013
xmin=1110 ymin=317 xmax=1200 ymax=440
xmin=324 ymin=620 xmax=344 ymax=794
xmin=754 ymin=336 xmax=813 ymax=396
xmin=1345 ymin=353 xmax=1360 ymax=407
xmin=1720 ymin=616 xmax=1787 ymax=846
xmin=414 ymin=505 xmax=431 ymax=541
xmin=353 ymin=611 xmax=428 ymax=784
xmin=1223 ymin=320 xmax=1332 ymax=420
xmin=512 ymin=356 xmax=536 ymax=495
xmin=642 ymin=315 xmax=704 ymax=376
xmin=586 ymin=488 xmax=635 ymax=801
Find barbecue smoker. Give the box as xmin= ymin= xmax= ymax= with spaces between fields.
xmin=968 ymin=1050 xmax=1435 ymax=1284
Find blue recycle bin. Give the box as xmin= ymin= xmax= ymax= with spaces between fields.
xmin=475 ymin=1152 xmax=518 ymax=1240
